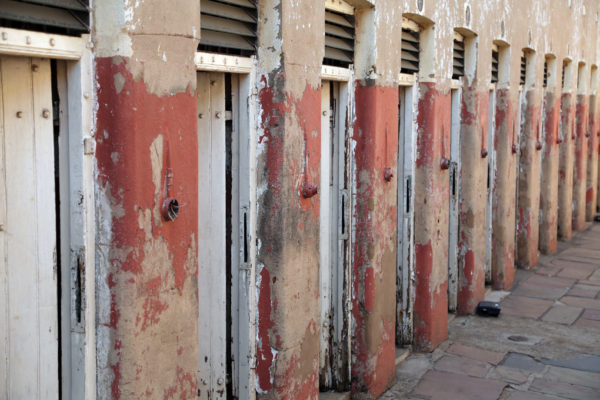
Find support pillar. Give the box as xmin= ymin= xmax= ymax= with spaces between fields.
xmin=558 ymin=92 xmax=575 ymax=240
xmin=457 ymin=86 xmax=488 ymax=314
xmin=516 ymin=89 xmax=542 ymax=268
xmin=254 ymin=0 xmax=323 ymax=398
xmin=586 ymin=95 xmax=598 ymax=220
xmin=572 ymin=94 xmax=589 ymax=230
xmin=350 ymin=3 xmax=402 ymax=397
xmin=491 ymin=89 xmax=517 ymax=290
xmin=93 ymin=1 xmax=201 ymax=398
xmin=413 ymin=83 xmax=450 ymax=350
xmin=539 ymin=90 xmax=561 ymax=254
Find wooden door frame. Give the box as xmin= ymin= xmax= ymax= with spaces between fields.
xmin=0 ymin=28 xmax=96 ymax=399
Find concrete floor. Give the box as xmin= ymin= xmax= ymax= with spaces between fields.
xmin=383 ymin=223 xmax=600 ymax=400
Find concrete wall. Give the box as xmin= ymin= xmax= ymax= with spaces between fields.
xmin=87 ymin=0 xmax=600 ymax=398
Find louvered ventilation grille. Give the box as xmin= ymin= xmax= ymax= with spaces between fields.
xmin=401 ymin=29 xmax=419 ymax=74
xmin=452 ymin=39 xmax=465 ymax=79
xmin=0 ymin=0 xmax=89 ymax=36
xmin=491 ymin=50 xmax=499 ymax=83
xmin=324 ymin=9 xmax=354 ymax=67
xmin=562 ymin=63 xmax=567 ymax=88
xmin=198 ymin=0 xmax=257 ymax=56
xmin=520 ymin=56 xmax=527 ymax=85
xmin=543 ymin=61 xmax=548 ymax=88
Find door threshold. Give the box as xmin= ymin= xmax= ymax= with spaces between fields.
xmin=320 ymin=391 xmax=350 ymax=400
xmin=395 ymin=346 xmax=411 ymax=366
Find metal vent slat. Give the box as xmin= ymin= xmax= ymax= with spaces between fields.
xmin=491 ymin=49 xmax=499 ymax=83
xmin=325 ymin=10 xmax=352 ymax=28
xmin=199 ymin=29 xmax=254 ymax=51
xmin=21 ymin=0 xmax=87 ymax=12
xmin=324 ymin=9 xmax=354 ymax=67
xmin=325 ymin=22 xmax=353 ymax=40
xmin=325 ymin=47 xmax=353 ymax=63
xmin=199 ymin=0 xmax=257 ymax=56
xmin=452 ymin=39 xmax=464 ymax=79
xmin=0 ymin=0 xmax=89 ymax=35
xmin=520 ymin=56 xmax=527 ymax=85
xmin=201 ymin=14 xmax=254 ymax=36
xmin=202 ymin=0 xmax=255 ymax=23
xmin=543 ymin=61 xmax=548 ymax=87
xmin=401 ymin=28 xmax=419 ymax=74
xmin=325 ymin=35 xmax=353 ymax=52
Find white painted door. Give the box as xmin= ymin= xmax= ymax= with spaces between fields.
xmin=197 ymin=72 xmax=227 ymax=399
xmin=0 ymin=56 xmax=58 ymax=399
xmin=448 ymin=88 xmax=461 ymax=312
xmin=485 ymin=89 xmax=496 ymax=283
xmin=396 ymin=85 xmax=416 ymax=345
xmin=319 ymin=80 xmax=351 ymax=391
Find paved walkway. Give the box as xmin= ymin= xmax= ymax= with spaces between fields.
xmin=383 ymin=224 xmax=600 ymax=400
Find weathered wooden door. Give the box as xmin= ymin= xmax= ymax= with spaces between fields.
xmin=0 ymin=56 xmax=58 ymax=399
xmin=319 ymin=80 xmax=352 ymax=391
xmin=396 ymin=85 xmax=415 ymax=345
xmin=485 ymin=89 xmax=496 ymax=283
xmin=448 ymin=87 xmax=462 ymax=312
xmin=197 ymin=71 xmax=227 ymax=399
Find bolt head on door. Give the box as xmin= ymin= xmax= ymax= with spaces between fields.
xmin=161 ymin=198 xmax=179 ymax=221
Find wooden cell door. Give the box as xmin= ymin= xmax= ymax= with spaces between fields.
xmin=197 ymin=71 xmax=252 ymax=399
xmin=396 ymin=85 xmax=415 ymax=345
xmin=319 ymin=80 xmax=352 ymax=392
xmin=0 ymin=56 xmax=58 ymax=399
xmin=448 ymin=88 xmax=462 ymax=312
xmin=197 ymin=71 xmax=227 ymax=399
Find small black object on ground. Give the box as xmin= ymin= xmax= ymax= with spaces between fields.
xmin=594 ymin=215 xmax=600 ymax=223
xmin=476 ymin=301 xmax=501 ymax=317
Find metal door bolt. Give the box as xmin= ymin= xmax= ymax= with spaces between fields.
xmin=215 ymin=111 xmax=222 ymax=119
xmin=16 ymin=111 xmax=23 ymax=118
xmin=217 ymin=378 xmax=224 ymax=385
xmin=32 ymin=64 xmax=39 ymax=72
xmin=42 ymin=109 xmax=50 ymax=119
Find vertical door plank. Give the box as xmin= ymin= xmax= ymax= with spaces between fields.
xmin=3 ymin=56 xmax=39 ymax=399
xmin=31 ymin=57 xmax=58 ymax=399
xmin=0 ymin=56 xmax=8 ymax=400
xmin=209 ymin=72 xmax=226 ymax=398
xmin=197 ymin=72 xmax=226 ymax=399
xmin=0 ymin=56 xmax=58 ymax=400
xmin=197 ymin=72 xmax=213 ymax=400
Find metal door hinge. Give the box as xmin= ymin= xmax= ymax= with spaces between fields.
xmin=84 ymin=137 xmax=95 ymax=155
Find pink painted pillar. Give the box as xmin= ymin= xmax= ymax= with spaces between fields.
xmin=491 ymin=88 xmax=517 ymax=289
xmin=558 ymin=93 xmax=576 ymax=240
xmin=413 ymin=83 xmax=450 ymax=350
xmin=586 ymin=95 xmax=599 ymax=220
xmin=457 ymin=85 xmax=488 ymax=314
xmin=572 ymin=94 xmax=589 ymax=231
xmin=539 ymin=90 xmax=561 ymax=254
xmin=516 ymin=89 xmax=542 ymax=269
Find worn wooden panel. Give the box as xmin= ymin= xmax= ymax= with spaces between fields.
xmin=197 ymin=72 xmax=227 ymax=399
xmin=448 ymin=88 xmax=462 ymax=313
xmin=485 ymin=89 xmax=496 ymax=283
xmin=0 ymin=56 xmax=58 ymax=399
xmin=319 ymin=80 xmax=332 ymax=386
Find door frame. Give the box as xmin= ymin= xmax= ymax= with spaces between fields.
xmin=0 ymin=28 xmax=96 ymax=399
xmin=196 ymin=54 xmax=258 ymax=400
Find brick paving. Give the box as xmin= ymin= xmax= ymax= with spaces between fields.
xmin=382 ymin=224 xmax=600 ymax=399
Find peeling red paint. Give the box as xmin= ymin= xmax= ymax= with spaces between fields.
xmin=351 ymin=83 xmax=398 ymax=397
xmin=572 ymin=95 xmax=589 ymax=231
xmin=256 ymin=266 xmax=275 ymax=392
xmin=96 ymin=56 xmax=198 ymax=398
xmin=413 ymin=82 xmax=450 ymax=350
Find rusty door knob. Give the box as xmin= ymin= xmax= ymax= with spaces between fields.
xmin=440 ymin=158 xmax=450 ymax=170
xmin=384 ymin=168 xmax=394 ymax=181
xmin=301 ymin=182 xmax=318 ymax=198
xmin=481 ymin=148 xmax=488 ymax=158
xmin=535 ymin=141 xmax=542 ymax=150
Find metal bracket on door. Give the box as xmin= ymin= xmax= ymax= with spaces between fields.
xmin=340 ymin=189 xmax=348 ymax=240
